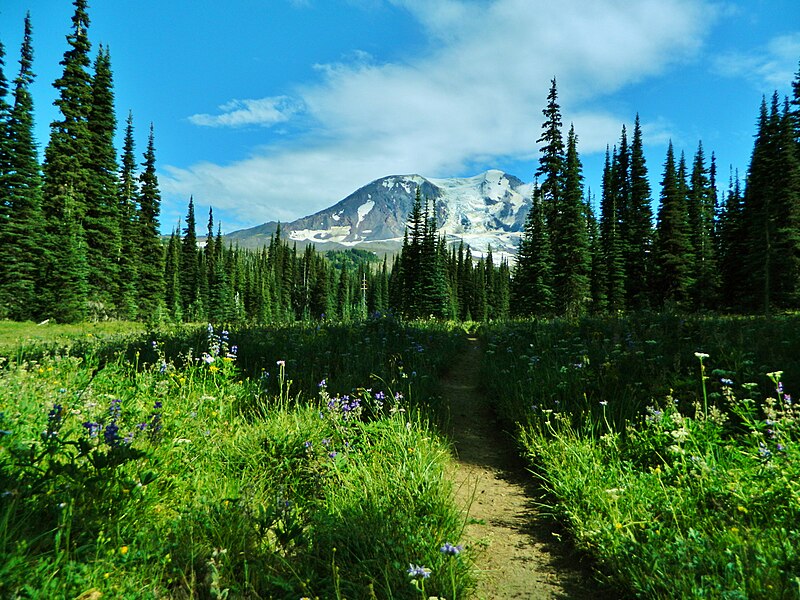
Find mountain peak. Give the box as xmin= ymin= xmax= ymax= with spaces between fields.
xmin=226 ymin=171 xmax=532 ymax=259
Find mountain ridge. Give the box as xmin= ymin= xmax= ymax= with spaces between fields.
xmin=225 ymin=169 xmax=533 ymax=259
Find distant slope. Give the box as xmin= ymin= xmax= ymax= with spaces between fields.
xmin=225 ymin=170 xmax=532 ymax=259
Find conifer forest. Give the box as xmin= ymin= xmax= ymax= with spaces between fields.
xmin=2 ymin=2 xmax=800 ymax=599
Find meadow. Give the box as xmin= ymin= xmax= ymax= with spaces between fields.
xmin=2 ymin=315 xmax=799 ymax=599
xmin=0 ymin=318 xmax=473 ymax=599
xmin=482 ymin=314 xmax=800 ymax=599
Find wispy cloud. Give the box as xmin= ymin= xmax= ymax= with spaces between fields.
xmin=714 ymin=33 xmax=800 ymax=91
xmin=188 ymin=96 xmax=303 ymax=128
xmin=162 ymin=0 xmax=716 ymax=226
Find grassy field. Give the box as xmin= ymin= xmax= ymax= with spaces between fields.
xmin=482 ymin=314 xmax=800 ymax=599
xmin=0 ymin=318 xmax=474 ymax=599
xmin=3 ymin=314 xmax=800 ymax=599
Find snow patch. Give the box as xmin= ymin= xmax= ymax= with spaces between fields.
xmin=356 ymin=200 xmax=375 ymax=228
xmin=289 ymin=226 xmax=351 ymax=244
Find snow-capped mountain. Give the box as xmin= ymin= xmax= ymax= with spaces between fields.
xmin=225 ymin=170 xmax=533 ymax=259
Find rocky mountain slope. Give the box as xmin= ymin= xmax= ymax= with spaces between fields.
xmin=225 ymin=170 xmax=533 ymax=259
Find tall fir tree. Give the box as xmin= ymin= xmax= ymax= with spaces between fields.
xmin=625 ymin=114 xmax=653 ymax=309
xmin=717 ymin=169 xmax=745 ymax=310
xmin=116 ymin=112 xmax=139 ymax=319
xmin=0 ymin=13 xmax=45 ymax=320
xmin=741 ymin=96 xmax=779 ymax=313
xmin=535 ymin=78 xmax=566 ymax=246
xmin=180 ymin=196 xmax=200 ymax=316
xmin=585 ymin=192 xmax=607 ymax=313
xmin=41 ymin=0 xmax=93 ymax=320
xmin=653 ymin=142 xmax=694 ymax=307
xmin=555 ymin=124 xmax=591 ymax=317
xmin=163 ymin=227 xmax=182 ymax=320
xmin=84 ymin=45 xmax=121 ymax=315
xmin=771 ymin=98 xmax=800 ymax=309
xmin=511 ymin=182 xmax=554 ymax=316
xmin=688 ymin=141 xmax=719 ymax=309
xmin=137 ymin=124 xmax=164 ymax=318
xmin=0 ymin=38 xmax=11 ymax=221
xmin=600 ymin=147 xmax=625 ymax=312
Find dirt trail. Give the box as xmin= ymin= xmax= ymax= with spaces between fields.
xmin=443 ymin=337 xmax=601 ymax=600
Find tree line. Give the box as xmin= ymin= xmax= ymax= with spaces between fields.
xmin=1 ymin=1 xmax=798 ymax=324
xmin=0 ymin=3 xmax=163 ymax=323
xmin=509 ymin=74 xmax=800 ymax=318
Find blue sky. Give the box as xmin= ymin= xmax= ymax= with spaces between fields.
xmin=1 ymin=0 xmax=799 ymax=233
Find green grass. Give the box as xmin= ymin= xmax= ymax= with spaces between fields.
xmin=0 ymin=318 xmax=474 ymax=599
xmin=482 ymin=314 xmax=800 ymax=599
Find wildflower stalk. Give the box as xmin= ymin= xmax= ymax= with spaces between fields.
xmin=695 ymin=352 xmax=710 ymax=417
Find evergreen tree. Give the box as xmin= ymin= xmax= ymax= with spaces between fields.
xmin=535 ymin=78 xmax=566 ymax=229
xmin=717 ymin=169 xmax=745 ymax=310
xmin=511 ymin=182 xmax=554 ymax=316
xmin=555 ymin=124 xmax=591 ymax=317
xmin=41 ymin=0 xmax=93 ymax=319
xmin=84 ymin=45 xmax=121 ymax=315
xmin=163 ymin=227 xmax=182 ymax=320
xmin=585 ymin=192 xmax=607 ymax=313
xmin=180 ymin=196 xmax=200 ymax=316
xmin=137 ymin=124 xmax=164 ymax=319
xmin=116 ymin=112 xmax=139 ymax=319
xmin=625 ymin=115 xmax=653 ymax=309
xmin=771 ymin=98 xmax=800 ymax=309
xmin=688 ymin=141 xmax=719 ymax=308
xmin=0 ymin=13 xmax=45 ymax=320
xmin=653 ymin=142 xmax=694 ymax=307
xmin=600 ymin=147 xmax=625 ymax=312
xmin=0 ymin=38 xmax=11 ymax=221
xmin=741 ymin=96 xmax=781 ymax=313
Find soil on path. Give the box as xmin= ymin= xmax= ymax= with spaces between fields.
xmin=443 ymin=337 xmax=604 ymax=600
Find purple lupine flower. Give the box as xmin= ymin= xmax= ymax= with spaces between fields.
xmin=407 ymin=564 xmax=431 ymax=579
xmin=83 ymin=421 xmax=101 ymax=438
xmin=104 ymin=422 xmax=120 ymax=447
xmin=109 ymin=399 xmax=122 ymax=420
xmin=440 ymin=542 xmax=463 ymax=556
xmin=758 ymin=442 xmax=771 ymax=459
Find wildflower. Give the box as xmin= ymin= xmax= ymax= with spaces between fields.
xmin=328 ymin=451 xmax=338 ymax=459
xmin=694 ymin=352 xmax=709 ymax=360
xmin=108 ymin=399 xmax=122 ymax=420
xmin=407 ymin=564 xmax=431 ymax=579
xmin=201 ymin=353 xmax=215 ymax=365
xmin=599 ymin=400 xmax=608 ymax=407
xmin=758 ymin=442 xmax=771 ymax=459
xmin=104 ymin=422 xmax=120 ymax=447
xmin=277 ymin=360 xmax=286 ymax=367
xmin=120 ymin=546 xmax=129 ymax=555
xmin=83 ymin=421 xmax=101 ymax=438
xmin=440 ymin=542 xmax=463 ymax=556
xmin=375 ymin=391 xmax=385 ymax=401
xmin=304 ymin=440 xmax=313 ymax=449
xmin=615 ymin=522 xmax=623 ymax=531
xmin=319 ymin=378 xmax=327 ymax=388
xmin=721 ymin=378 xmax=734 ymax=386
xmin=43 ymin=404 xmax=64 ymax=440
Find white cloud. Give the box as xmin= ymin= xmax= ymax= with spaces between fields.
xmin=714 ymin=33 xmax=800 ymax=91
xmin=163 ymin=0 xmax=717 ymax=227
xmin=188 ymin=96 xmax=303 ymax=128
